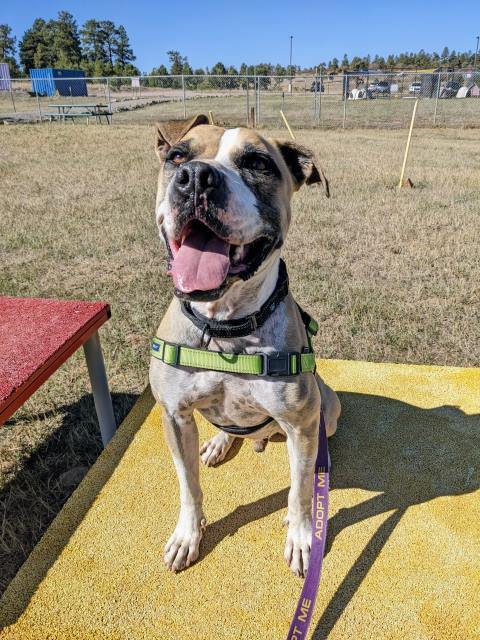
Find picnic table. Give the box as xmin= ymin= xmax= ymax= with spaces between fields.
xmin=46 ymin=103 xmax=112 ymax=124
xmin=0 ymin=297 xmax=116 ymax=447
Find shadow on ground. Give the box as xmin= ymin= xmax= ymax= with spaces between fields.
xmin=0 ymin=391 xmax=139 ymax=598
xmin=312 ymin=391 xmax=479 ymax=639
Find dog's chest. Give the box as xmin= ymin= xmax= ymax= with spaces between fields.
xmin=186 ymin=372 xmax=272 ymax=425
xmin=152 ymin=361 xmax=284 ymax=426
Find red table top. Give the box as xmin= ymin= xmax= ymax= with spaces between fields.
xmin=0 ymin=297 xmax=110 ymax=423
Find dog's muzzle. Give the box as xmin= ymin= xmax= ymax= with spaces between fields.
xmin=172 ymin=161 xmax=225 ymax=208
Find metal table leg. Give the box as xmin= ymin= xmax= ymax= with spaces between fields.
xmin=83 ymin=331 xmax=116 ymax=447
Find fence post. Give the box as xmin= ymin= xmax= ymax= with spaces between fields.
xmin=342 ymin=73 xmax=348 ymax=129
xmin=253 ymin=71 xmax=256 ymax=126
xmin=182 ymin=74 xmax=186 ymax=118
xmin=9 ymin=85 xmax=16 ymax=113
xmin=319 ymin=68 xmax=322 ymax=125
xmin=245 ymin=76 xmax=250 ymax=126
xmin=106 ymin=77 xmax=112 ymax=117
xmin=433 ymin=71 xmax=441 ymax=125
xmin=35 ymin=87 xmax=42 ymax=122
xmin=257 ymin=77 xmax=260 ymax=125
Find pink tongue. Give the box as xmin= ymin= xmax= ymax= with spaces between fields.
xmin=171 ymin=226 xmax=230 ymax=292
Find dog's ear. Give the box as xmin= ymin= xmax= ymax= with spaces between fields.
xmin=274 ymin=140 xmax=330 ymax=197
xmin=155 ymin=114 xmax=209 ymax=160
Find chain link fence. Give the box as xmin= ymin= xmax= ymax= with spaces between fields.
xmin=1 ymin=71 xmax=479 ymax=128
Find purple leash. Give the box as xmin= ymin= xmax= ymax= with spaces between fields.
xmin=286 ymin=410 xmax=330 ymax=640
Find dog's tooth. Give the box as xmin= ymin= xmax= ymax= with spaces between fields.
xmin=232 ymin=245 xmax=245 ymax=263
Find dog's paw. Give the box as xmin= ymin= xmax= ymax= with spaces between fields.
xmin=200 ymin=432 xmax=234 ymax=466
xmin=252 ymin=438 xmax=268 ymax=453
xmin=284 ymin=517 xmax=312 ymax=577
xmin=164 ymin=509 xmax=206 ymax=572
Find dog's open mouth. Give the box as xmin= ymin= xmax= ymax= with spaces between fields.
xmin=167 ymin=220 xmax=271 ymax=294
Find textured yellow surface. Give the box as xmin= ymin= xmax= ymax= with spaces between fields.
xmin=1 ymin=359 xmax=479 ymax=640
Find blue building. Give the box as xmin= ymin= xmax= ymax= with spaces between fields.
xmin=30 ymin=69 xmax=88 ymax=97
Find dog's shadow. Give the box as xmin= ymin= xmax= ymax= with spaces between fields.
xmin=198 ymin=391 xmax=479 ymax=639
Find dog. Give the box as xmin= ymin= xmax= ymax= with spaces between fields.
xmin=149 ymin=114 xmax=341 ymax=577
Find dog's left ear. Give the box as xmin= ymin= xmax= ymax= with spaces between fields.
xmin=155 ymin=114 xmax=209 ymax=160
xmin=274 ymin=140 xmax=330 ymax=197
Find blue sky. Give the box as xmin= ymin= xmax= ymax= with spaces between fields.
xmin=4 ymin=1 xmax=480 ymax=72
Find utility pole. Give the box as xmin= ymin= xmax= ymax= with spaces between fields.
xmin=289 ymin=35 xmax=293 ymax=94
xmin=474 ymin=35 xmax=479 ymax=72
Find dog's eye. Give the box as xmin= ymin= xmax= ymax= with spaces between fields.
xmin=242 ymin=155 xmax=269 ymax=171
xmin=168 ymin=150 xmax=186 ymax=165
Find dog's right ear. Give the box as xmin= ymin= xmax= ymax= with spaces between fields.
xmin=155 ymin=114 xmax=209 ymax=160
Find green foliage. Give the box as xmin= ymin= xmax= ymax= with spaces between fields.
xmin=17 ymin=12 xmax=138 ymax=76
xmin=167 ymin=50 xmax=186 ymax=75
xmin=0 ymin=24 xmax=16 ymax=60
xmin=0 ymin=24 xmax=20 ymax=75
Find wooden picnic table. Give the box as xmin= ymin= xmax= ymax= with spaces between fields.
xmin=47 ymin=103 xmax=112 ymax=124
xmin=0 ymin=297 xmax=116 ymax=446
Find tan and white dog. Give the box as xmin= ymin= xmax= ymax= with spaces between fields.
xmin=149 ymin=115 xmax=341 ymax=577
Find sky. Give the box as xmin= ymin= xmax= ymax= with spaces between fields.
xmin=4 ymin=1 xmax=480 ymax=73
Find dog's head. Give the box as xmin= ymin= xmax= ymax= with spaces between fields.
xmin=155 ymin=115 xmax=329 ymax=302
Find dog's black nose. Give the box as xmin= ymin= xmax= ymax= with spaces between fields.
xmin=174 ymin=161 xmax=220 ymax=197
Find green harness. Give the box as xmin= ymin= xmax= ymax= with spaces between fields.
xmin=151 ymin=259 xmax=318 ymax=378
xmin=150 ymin=309 xmax=318 ymax=377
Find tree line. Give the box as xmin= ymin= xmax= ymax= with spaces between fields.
xmin=0 ymin=12 xmax=138 ymax=77
xmin=150 ymin=48 xmax=479 ymax=79
xmin=0 ymin=15 xmax=477 ymax=79
xmin=323 ymin=48 xmax=477 ymax=72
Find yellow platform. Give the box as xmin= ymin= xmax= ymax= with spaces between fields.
xmin=0 ymin=360 xmax=479 ymax=640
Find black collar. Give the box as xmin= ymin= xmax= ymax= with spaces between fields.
xmin=180 ymin=259 xmax=289 ymax=339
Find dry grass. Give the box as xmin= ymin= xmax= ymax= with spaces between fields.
xmin=0 ymin=123 xmax=479 ymax=595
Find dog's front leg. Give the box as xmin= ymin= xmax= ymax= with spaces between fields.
xmin=161 ymin=408 xmax=205 ymax=572
xmin=280 ymin=417 xmax=319 ymax=577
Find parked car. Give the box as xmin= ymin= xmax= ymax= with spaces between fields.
xmin=310 ymin=80 xmax=324 ymax=92
xmin=409 ymin=81 xmax=422 ymax=94
xmin=441 ymin=81 xmax=461 ymax=98
xmin=367 ymin=80 xmax=390 ymax=96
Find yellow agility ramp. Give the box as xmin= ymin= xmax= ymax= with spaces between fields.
xmin=0 ymin=360 xmax=479 ymax=640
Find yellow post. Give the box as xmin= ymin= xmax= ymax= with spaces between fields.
xmin=398 ymin=99 xmax=419 ymax=189
xmin=280 ymin=110 xmax=296 ymax=140
xmin=208 ymin=111 xmax=215 ymax=125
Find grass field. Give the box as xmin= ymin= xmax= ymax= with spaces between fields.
xmin=1 ymin=123 xmax=479 ymax=596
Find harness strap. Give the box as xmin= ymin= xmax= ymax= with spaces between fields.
xmin=210 ymin=416 xmax=273 ymax=436
xmin=151 ymin=338 xmax=316 ymax=376
xmin=151 ymin=300 xmax=318 ymax=378
xmin=286 ymin=410 xmax=329 ymax=640
xmin=180 ymin=259 xmax=290 ymax=339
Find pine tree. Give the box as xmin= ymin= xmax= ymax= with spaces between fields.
xmin=151 ymin=64 xmax=168 ymax=75
xmin=51 ymin=11 xmax=81 ymax=67
xmin=19 ymin=18 xmax=49 ymax=72
xmin=80 ymin=20 xmax=105 ymax=63
xmin=0 ymin=24 xmax=16 ymax=60
xmin=98 ymin=21 xmax=116 ymax=71
xmin=211 ymin=61 xmax=227 ymax=75
xmin=182 ymin=61 xmax=193 ymax=75
xmin=0 ymin=24 xmax=20 ymax=75
xmin=167 ymin=50 xmax=186 ymax=75
xmin=113 ymin=25 xmax=135 ymax=68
